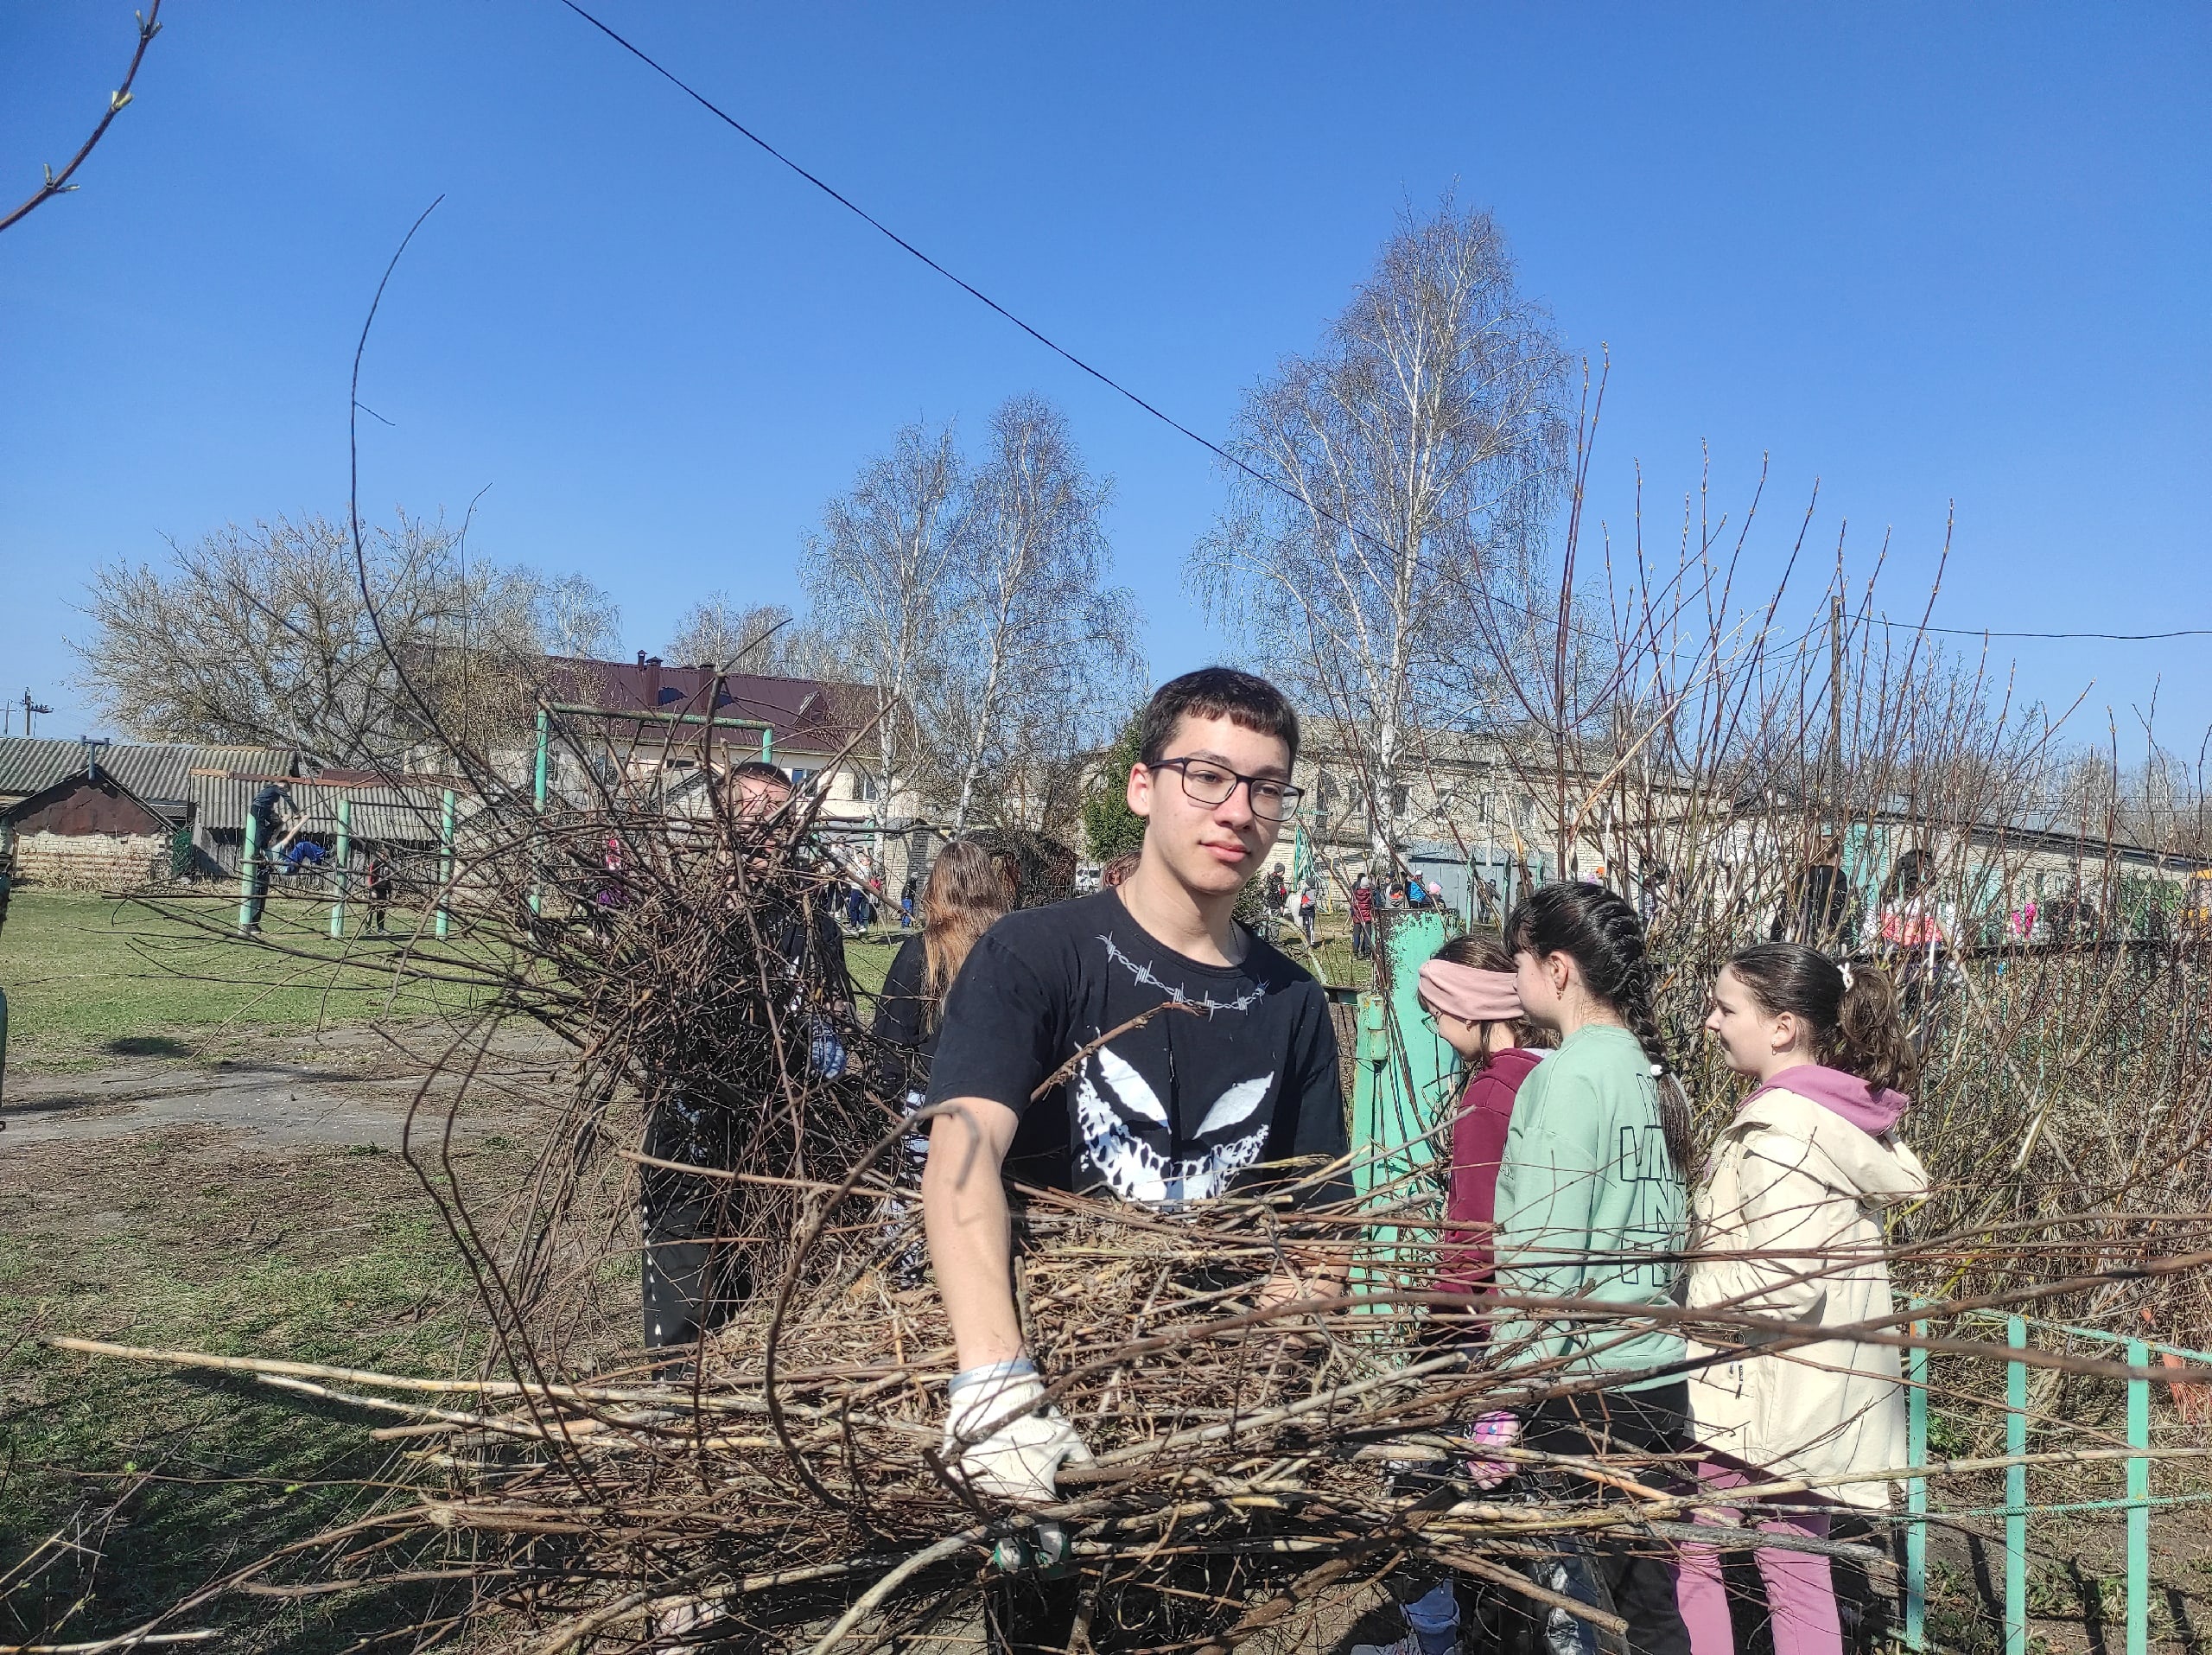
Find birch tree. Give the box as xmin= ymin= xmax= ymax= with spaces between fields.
xmin=940 ymin=394 xmax=1141 ymax=832
xmin=1191 ymin=200 xmax=1569 ymax=863
xmin=665 ymin=595 xmax=807 ymax=676
xmin=799 ymin=422 xmax=965 ymax=837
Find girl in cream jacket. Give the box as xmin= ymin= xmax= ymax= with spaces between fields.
xmin=1678 ymin=944 xmax=1927 ymax=1655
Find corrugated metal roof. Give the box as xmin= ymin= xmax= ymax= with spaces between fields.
xmin=0 ymin=739 xmax=296 ymax=808
xmin=188 ymin=770 xmax=467 ymax=839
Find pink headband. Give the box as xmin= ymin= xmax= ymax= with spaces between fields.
xmin=1417 ymin=959 xmax=1524 ymax=1025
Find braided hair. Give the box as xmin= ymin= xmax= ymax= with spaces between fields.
xmin=1505 ymin=881 xmax=1694 ymax=1172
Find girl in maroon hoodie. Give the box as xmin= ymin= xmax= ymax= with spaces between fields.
xmin=1416 ymin=933 xmax=1551 ymax=1316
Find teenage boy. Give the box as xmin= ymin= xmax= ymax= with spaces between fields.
xmin=921 ymin=666 xmax=1347 ymax=1510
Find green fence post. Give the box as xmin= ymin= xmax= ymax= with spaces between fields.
xmin=1347 ymin=913 xmax=1452 ymax=1316
xmin=530 ymin=708 xmax=549 ymax=917
xmin=329 ymin=798 xmax=351 ymax=939
xmin=760 ymin=727 xmax=773 ymax=764
xmin=435 ymin=788 xmax=455 ymax=941
xmin=238 ymin=807 xmax=262 ymax=933
xmin=2006 ymin=1314 xmax=2028 ymax=1655
xmin=2126 ymin=1337 xmax=2149 ymax=1655
xmin=1906 ymin=1313 xmax=1929 ymax=1650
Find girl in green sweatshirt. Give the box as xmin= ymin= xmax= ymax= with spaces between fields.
xmin=1484 ymin=881 xmax=1694 ymax=1655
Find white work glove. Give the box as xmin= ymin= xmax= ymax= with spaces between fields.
xmin=942 ymin=1360 xmax=1092 ymax=1506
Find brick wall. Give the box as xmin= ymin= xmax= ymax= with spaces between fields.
xmin=12 ymin=831 xmax=168 ymax=891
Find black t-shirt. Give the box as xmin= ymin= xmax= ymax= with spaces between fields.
xmin=925 ymin=890 xmax=1346 ymax=1206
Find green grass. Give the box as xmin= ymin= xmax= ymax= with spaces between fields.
xmin=0 ymin=1129 xmax=523 ymax=1651
xmin=0 ymin=891 xmax=484 ymax=1066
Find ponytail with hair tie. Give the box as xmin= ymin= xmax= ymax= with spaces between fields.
xmin=1727 ymin=943 xmax=1919 ymax=1098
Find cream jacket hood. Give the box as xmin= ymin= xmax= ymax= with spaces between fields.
xmin=1684 ymin=1085 xmax=1928 ymax=1509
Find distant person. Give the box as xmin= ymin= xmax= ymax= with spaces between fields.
xmin=1424 ymin=875 xmax=1445 ymax=911
xmin=365 ymin=849 xmax=395 ymax=934
xmin=1776 ymin=837 xmax=1855 ymax=947
xmin=2043 ymin=880 xmax=2097 ymax=945
xmin=1297 ymin=882 xmax=1318 ymax=945
xmin=1477 ymin=875 xmax=1502 ymax=926
xmin=241 ymin=784 xmax=293 ymax=933
xmin=899 ymin=874 xmax=918 ymax=930
xmin=281 ymin=838 xmax=327 ymax=875
xmin=1350 ymin=873 xmax=1376 ymax=958
xmin=1405 ymin=874 xmax=1428 ymax=910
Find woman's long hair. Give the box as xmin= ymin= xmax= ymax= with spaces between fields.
xmin=1505 ymin=881 xmax=1694 ymax=1171
xmin=1724 ymin=942 xmax=1919 ymax=1098
xmin=921 ymin=842 xmax=1014 ymax=1028
xmin=1430 ymin=932 xmax=1548 ymax=1077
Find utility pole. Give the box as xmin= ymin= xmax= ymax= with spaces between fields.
xmin=1828 ymin=589 xmax=1846 ymax=823
xmin=22 ymin=690 xmax=53 ymax=738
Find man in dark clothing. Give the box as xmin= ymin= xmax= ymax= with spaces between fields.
xmin=639 ymin=760 xmax=852 ymax=1369
xmin=1774 ymin=837 xmax=1855 ymax=946
xmin=365 ymin=850 xmax=395 ymax=933
xmin=241 ymin=784 xmax=292 ymax=933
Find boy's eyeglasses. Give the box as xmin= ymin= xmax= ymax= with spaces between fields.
xmin=1147 ymin=758 xmax=1305 ymax=823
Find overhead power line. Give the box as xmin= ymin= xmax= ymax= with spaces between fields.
xmin=1872 ymin=620 xmax=2212 ymax=642
xmin=556 ymin=2 xmax=2207 ymax=658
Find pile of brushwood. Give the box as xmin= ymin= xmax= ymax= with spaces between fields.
xmin=37 ymin=716 xmax=2212 ymax=1652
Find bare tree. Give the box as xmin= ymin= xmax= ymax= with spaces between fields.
xmin=1191 ymin=198 xmax=1570 ymax=864
xmin=798 ymin=421 xmax=965 ymax=840
xmin=532 ymin=570 xmax=623 ymax=660
xmin=939 ymin=395 xmax=1142 ymax=832
xmin=72 ymin=512 xmax=617 ymax=764
xmin=664 ymin=595 xmax=805 ymax=676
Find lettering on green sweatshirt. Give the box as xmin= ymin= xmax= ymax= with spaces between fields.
xmin=1491 ymin=1024 xmax=1687 ymax=1386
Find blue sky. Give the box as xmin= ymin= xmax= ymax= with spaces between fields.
xmin=4 ymin=3 xmax=2206 ymax=761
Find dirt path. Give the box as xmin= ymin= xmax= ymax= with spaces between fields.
xmin=1 ymin=1022 xmax=572 ymax=1152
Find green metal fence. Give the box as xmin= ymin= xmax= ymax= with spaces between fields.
xmin=1904 ymin=1309 xmax=2208 ymax=1655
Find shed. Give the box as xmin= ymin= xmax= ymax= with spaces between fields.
xmin=0 ymin=768 xmax=186 ymax=889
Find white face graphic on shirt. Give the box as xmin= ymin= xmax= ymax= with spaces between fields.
xmin=1073 ymin=1045 xmax=1274 ymax=1205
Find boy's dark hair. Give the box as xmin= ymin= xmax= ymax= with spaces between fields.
xmin=1505 ymin=881 xmax=1693 ymax=1172
xmin=1137 ymin=667 xmax=1300 ymax=770
xmin=728 ymin=760 xmax=794 ymax=790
